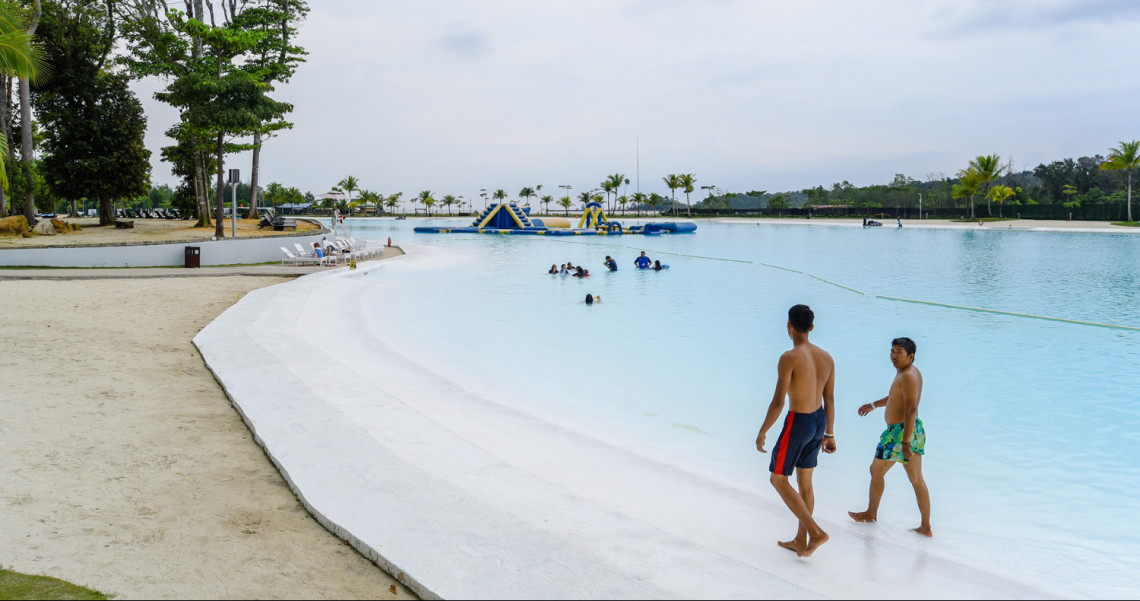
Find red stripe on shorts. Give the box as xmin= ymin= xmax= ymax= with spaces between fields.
xmin=774 ymin=412 xmax=795 ymax=473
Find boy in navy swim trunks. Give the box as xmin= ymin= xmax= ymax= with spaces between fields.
xmin=849 ymin=337 xmax=932 ymax=537
xmin=756 ymin=305 xmax=837 ymax=557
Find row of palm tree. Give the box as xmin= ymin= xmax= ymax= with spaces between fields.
xmin=950 ymin=142 xmax=1138 ymax=222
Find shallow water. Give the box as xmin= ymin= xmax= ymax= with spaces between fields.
xmin=344 ymin=217 xmax=1140 ymax=597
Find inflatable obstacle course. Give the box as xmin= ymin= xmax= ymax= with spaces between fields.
xmin=414 ymin=201 xmax=697 ymax=236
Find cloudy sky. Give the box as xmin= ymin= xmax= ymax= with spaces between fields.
xmin=134 ymin=0 xmax=1140 ymax=204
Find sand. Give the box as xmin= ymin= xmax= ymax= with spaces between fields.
xmin=0 ymin=217 xmax=322 ymax=248
xmin=0 ymin=275 xmax=415 ymax=600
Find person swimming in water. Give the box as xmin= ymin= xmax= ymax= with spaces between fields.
xmin=604 ymin=256 xmax=618 ymax=271
xmin=653 ymin=260 xmax=664 ymax=271
xmin=634 ymin=251 xmax=651 ymax=269
xmin=584 ymin=293 xmax=602 ymax=305
xmin=573 ymin=266 xmax=586 ymax=278
xmin=549 ymin=264 xmax=559 ymax=274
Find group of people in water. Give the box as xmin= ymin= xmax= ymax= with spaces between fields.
xmin=547 ymin=250 xmax=669 ymax=306
xmin=547 ymin=250 xmax=667 ymax=279
xmin=755 ymin=304 xmax=931 ymax=558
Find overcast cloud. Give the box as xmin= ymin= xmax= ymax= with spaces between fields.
xmin=133 ymin=0 xmax=1140 ymax=203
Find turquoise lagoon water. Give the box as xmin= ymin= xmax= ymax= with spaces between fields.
xmin=345 ymin=217 xmax=1140 ymax=596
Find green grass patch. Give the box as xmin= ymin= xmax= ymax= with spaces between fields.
xmin=0 ymin=568 xmax=108 ymax=600
xmin=1111 ymin=221 xmax=1139 ymax=227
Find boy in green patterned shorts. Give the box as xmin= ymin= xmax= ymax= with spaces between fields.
xmin=848 ymin=337 xmax=933 ymax=537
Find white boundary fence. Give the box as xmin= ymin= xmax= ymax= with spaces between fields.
xmin=0 ymin=220 xmax=331 ymax=268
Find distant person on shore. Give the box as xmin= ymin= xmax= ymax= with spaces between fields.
xmin=849 ymin=337 xmax=932 ymax=537
xmin=604 ymin=256 xmax=618 ymax=271
xmin=756 ymin=304 xmax=836 ymax=557
xmin=312 ymin=242 xmax=324 ymax=259
xmin=897 ymin=218 xmax=902 ymax=228
xmin=634 ymin=251 xmax=652 ymax=269
xmin=863 ymin=217 xmax=868 ymax=226
xmin=549 ymin=264 xmax=559 ymax=274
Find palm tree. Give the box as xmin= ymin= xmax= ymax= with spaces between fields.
xmin=338 ymin=175 xmax=360 ymax=207
xmin=578 ymin=190 xmax=592 ymax=210
xmin=358 ymin=189 xmax=380 ymax=215
xmin=600 ymin=179 xmax=615 ymax=211
xmin=1101 ymin=140 xmax=1140 ymax=222
xmin=559 ymin=196 xmax=572 ymax=215
xmin=617 ymin=194 xmax=628 ymax=215
xmin=606 ymin=173 xmax=626 ymax=213
xmin=263 ymin=182 xmax=284 ymax=211
xmin=952 ymin=167 xmax=981 ymax=218
xmin=0 ymin=1 xmax=46 ymax=219
xmin=631 ymin=192 xmax=647 ymax=216
xmin=385 ymin=192 xmax=402 ymax=215
xmin=647 ymin=192 xmax=664 ymax=214
xmin=417 ymin=190 xmax=434 ymax=216
xmin=519 ymin=186 xmax=535 ymax=207
xmin=442 ymin=194 xmax=457 ymax=215
xmin=492 ymin=188 xmax=507 ymax=205
xmin=988 ymin=184 xmax=1015 ymax=219
xmin=663 ymin=173 xmax=681 ymax=217
xmin=968 ymin=155 xmax=1003 ymax=218
xmin=540 ymin=195 xmax=553 ymax=214
xmin=679 ymin=173 xmax=696 ymax=217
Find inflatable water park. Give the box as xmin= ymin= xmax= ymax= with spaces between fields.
xmin=414 ymin=201 xmax=696 ymax=236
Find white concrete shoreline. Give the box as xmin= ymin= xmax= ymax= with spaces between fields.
xmin=195 ymin=243 xmax=1062 ymax=600
xmin=712 ymin=216 xmax=1140 ymax=234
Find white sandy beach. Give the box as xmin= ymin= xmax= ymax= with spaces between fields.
xmin=0 ymin=275 xmax=414 ymax=600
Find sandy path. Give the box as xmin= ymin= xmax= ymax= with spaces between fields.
xmin=0 ymin=276 xmax=415 ymax=600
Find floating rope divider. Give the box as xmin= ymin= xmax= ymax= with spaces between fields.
xmin=807 ymin=274 xmax=867 ymax=296
xmin=877 ymin=296 xmax=1140 ymax=332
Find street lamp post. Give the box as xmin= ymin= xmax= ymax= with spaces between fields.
xmin=480 ymin=188 xmax=488 ymax=209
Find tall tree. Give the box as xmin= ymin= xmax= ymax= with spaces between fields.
xmin=558 ymin=195 xmax=571 ymax=215
xmin=17 ymin=0 xmax=41 ymax=225
xmin=417 ymin=189 xmax=434 ymax=216
xmin=0 ymin=0 xmax=46 ymax=219
xmin=1100 ymin=140 xmax=1139 ymax=222
xmin=630 ymin=191 xmax=646 ymax=216
xmin=492 ymin=188 xmax=506 ymax=204
xmin=441 ymin=194 xmax=456 ymax=215
xmin=232 ymin=0 xmax=308 ymax=221
xmin=605 ymin=173 xmax=625 ymax=213
xmin=120 ymin=1 xmax=289 ymax=235
xmin=337 ymin=175 xmax=359 ymax=206
xmin=952 ymin=167 xmax=981 ymax=218
xmin=518 ymin=186 xmax=534 ymax=206
xmin=34 ymin=0 xmax=151 ymax=226
xmin=540 ymin=194 xmax=552 ymax=214
xmin=679 ymin=173 xmax=696 ymax=217
xmin=662 ymin=173 xmax=681 ymax=217
xmin=987 ymin=184 xmax=1015 ymax=219
xmin=969 ymin=154 xmax=1003 ymax=218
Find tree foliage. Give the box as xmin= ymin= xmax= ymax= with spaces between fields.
xmin=34 ymin=0 xmax=150 ymax=225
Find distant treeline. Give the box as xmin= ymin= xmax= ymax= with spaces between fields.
xmin=697 ymin=155 xmax=1130 ymax=212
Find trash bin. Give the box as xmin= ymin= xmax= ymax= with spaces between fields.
xmin=185 ymin=246 xmax=201 ymax=268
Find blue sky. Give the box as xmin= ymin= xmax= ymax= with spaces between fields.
xmin=134 ymin=0 xmax=1140 ymax=203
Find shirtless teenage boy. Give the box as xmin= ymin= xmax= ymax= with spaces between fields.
xmin=849 ymin=337 xmax=932 ymax=537
xmin=756 ymin=305 xmax=837 ymax=557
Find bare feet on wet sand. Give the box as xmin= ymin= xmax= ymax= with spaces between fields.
xmin=798 ymin=532 xmax=829 ymax=557
xmin=777 ymin=538 xmax=806 ymax=553
xmin=848 ymin=510 xmax=876 ymax=523
xmin=912 ymin=526 xmax=933 ymax=537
